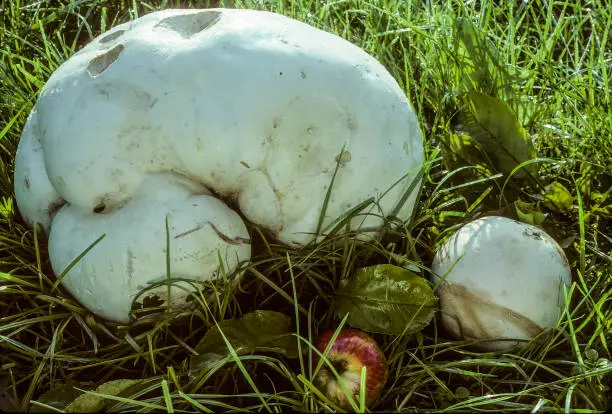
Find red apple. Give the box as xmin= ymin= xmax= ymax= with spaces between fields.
xmin=313 ymin=328 xmax=388 ymax=409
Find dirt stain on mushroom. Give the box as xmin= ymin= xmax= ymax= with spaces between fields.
xmin=439 ymin=283 xmax=543 ymax=342
xmin=240 ymin=160 xmax=250 ymax=168
xmin=523 ymin=228 xmax=543 ymax=240
xmin=47 ymin=197 xmax=66 ymax=220
xmin=98 ymin=29 xmax=127 ymax=45
xmin=87 ymin=44 xmax=124 ymax=77
xmin=402 ymin=141 xmax=411 ymax=155
xmin=154 ymin=11 xmax=222 ymax=38
xmin=24 ymin=177 xmax=30 ymax=189
xmin=127 ymin=248 xmax=135 ymax=287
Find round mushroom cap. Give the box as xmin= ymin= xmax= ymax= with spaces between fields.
xmin=13 ymin=8 xmax=424 ymax=322
xmin=431 ymin=216 xmax=572 ymax=351
xmin=50 ymin=173 xmax=250 ymax=323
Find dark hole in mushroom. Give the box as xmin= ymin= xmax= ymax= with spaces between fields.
xmin=24 ymin=177 xmax=30 ymax=189
xmin=93 ymin=202 xmax=106 ymax=213
xmin=98 ymin=29 xmax=127 ymax=44
xmin=87 ymin=44 xmax=124 ymax=77
xmin=154 ymin=11 xmax=222 ymax=38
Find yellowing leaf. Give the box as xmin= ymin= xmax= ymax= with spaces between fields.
xmin=458 ymin=91 xmax=538 ymax=179
xmin=576 ymin=163 xmax=595 ymax=200
xmin=542 ymin=182 xmax=574 ymax=213
xmin=591 ymin=191 xmax=611 ymax=218
xmin=515 ymin=200 xmax=546 ymax=226
xmin=65 ymin=379 xmax=142 ymax=413
xmin=335 ymin=264 xmax=437 ymax=336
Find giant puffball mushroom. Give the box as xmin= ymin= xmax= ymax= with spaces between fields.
xmin=13 ymin=9 xmax=424 ymax=323
xmin=431 ymin=216 xmax=572 ymax=351
xmin=49 ymin=173 xmax=250 ymax=323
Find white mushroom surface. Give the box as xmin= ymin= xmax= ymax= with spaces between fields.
xmin=50 ymin=173 xmax=250 ymax=322
xmin=431 ymin=216 xmax=572 ymax=351
xmin=14 ymin=9 xmax=424 ymax=323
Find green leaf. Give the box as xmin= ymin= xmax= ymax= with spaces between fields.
xmin=439 ymin=133 xmax=494 ymax=174
xmin=514 ymin=200 xmax=546 ymax=226
xmin=30 ymin=382 xmax=84 ymax=412
xmin=189 ymin=310 xmax=299 ymax=374
xmin=334 ymin=264 xmax=437 ymax=336
xmin=453 ymin=18 xmax=512 ymax=96
xmin=591 ymin=191 xmax=611 ymax=218
xmin=458 ymin=91 xmax=538 ymax=179
xmin=0 ymin=197 xmax=13 ymax=218
xmin=452 ymin=19 xmax=535 ymax=123
xmin=542 ymin=181 xmax=574 ymax=213
xmin=65 ymin=379 xmax=142 ymax=413
xmin=576 ymin=163 xmax=595 ymax=200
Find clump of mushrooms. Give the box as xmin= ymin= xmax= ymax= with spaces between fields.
xmin=14 ymin=9 xmax=424 ymax=323
xmin=431 ymin=216 xmax=572 ymax=351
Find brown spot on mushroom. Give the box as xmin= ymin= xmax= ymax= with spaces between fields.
xmin=98 ymin=29 xmax=126 ymax=44
xmin=154 ymin=11 xmax=222 ymax=38
xmin=240 ymin=160 xmax=250 ymax=168
xmin=335 ymin=151 xmax=351 ymax=165
xmin=273 ymin=189 xmax=284 ymax=202
xmin=88 ymin=44 xmax=124 ymax=77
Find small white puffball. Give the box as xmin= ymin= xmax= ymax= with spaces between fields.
xmin=431 ymin=216 xmax=572 ymax=351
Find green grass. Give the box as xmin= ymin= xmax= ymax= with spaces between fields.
xmin=1 ymin=0 xmax=610 ymax=412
